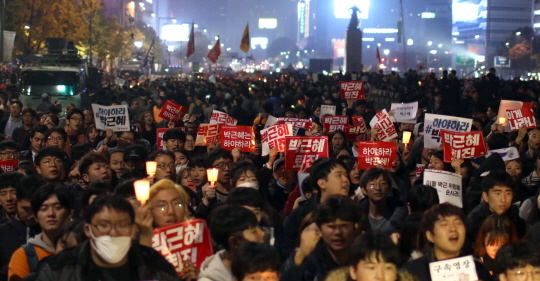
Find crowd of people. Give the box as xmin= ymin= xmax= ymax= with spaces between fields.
xmin=0 ymin=68 xmax=537 ymax=281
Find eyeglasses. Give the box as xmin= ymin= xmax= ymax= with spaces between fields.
xmin=48 ymin=137 xmax=64 ymax=142
xmin=70 ymin=117 xmax=83 ymax=122
xmin=42 ymin=159 xmax=63 ymax=167
xmin=506 ymin=270 xmax=540 ymax=281
xmin=0 ymin=151 xmax=17 ymax=157
xmin=168 ymin=139 xmax=184 ymax=144
xmin=92 ymin=222 xmax=133 ymax=235
xmin=157 ymin=163 xmax=175 ymax=171
xmin=367 ymin=182 xmax=389 ymax=189
xmin=185 ymin=139 xmax=195 ymax=143
xmin=119 ymin=137 xmax=134 ymax=143
xmin=213 ymin=162 xmax=233 ymax=170
xmin=152 ymin=201 xmax=184 ymax=213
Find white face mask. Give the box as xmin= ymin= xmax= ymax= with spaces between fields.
xmin=236 ymin=182 xmax=259 ymax=190
xmin=89 ymin=227 xmax=132 ymax=264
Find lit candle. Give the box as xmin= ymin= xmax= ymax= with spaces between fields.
xmin=402 ymin=131 xmax=412 ymax=144
xmin=499 ymin=117 xmax=506 ymax=126
xmin=207 ymin=168 xmax=219 ymax=188
xmin=146 ymin=161 xmax=157 ymax=178
xmin=134 ymin=179 xmax=150 ymax=205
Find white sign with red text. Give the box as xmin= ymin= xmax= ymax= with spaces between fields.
xmin=210 ymin=110 xmax=237 ymax=125
xmin=261 ymin=124 xmax=293 ymax=156
xmin=369 ymin=109 xmax=397 ymax=142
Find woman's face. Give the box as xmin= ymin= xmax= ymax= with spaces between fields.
xmin=349 ymin=162 xmax=360 ymax=185
xmin=506 ymin=161 xmax=522 ymax=181
xmin=174 ymin=151 xmax=188 ymax=166
xmin=180 ymin=171 xmax=192 ymax=188
xmin=88 ymin=127 xmax=98 ymax=143
xmin=428 ymin=155 xmax=445 ymax=170
xmin=485 ymin=239 xmax=506 ymax=260
xmin=314 ymin=107 xmax=321 ymax=118
xmin=185 ymin=135 xmax=195 ymax=151
xmin=389 ymin=156 xmax=401 ymax=174
xmin=144 ymin=113 xmax=154 ymax=124
xmin=235 ymin=170 xmax=259 ymax=187
xmin=150 ymin=189 xmax=187 ymax=228
xmin=332 ymin=133 xmax=345 ymax=149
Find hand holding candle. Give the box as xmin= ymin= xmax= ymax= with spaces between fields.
xmin=207 ymin=168 xmax=219 ymax=188
xmin=146 ymin=161 xmax=157 ymax=178
xmin=499 ymin=117 xmax=506 ymax=126
xmin=134 ymin=179 xmax=150 ymax=205
xmin=402 ymin=131 xmax=412 ymax=145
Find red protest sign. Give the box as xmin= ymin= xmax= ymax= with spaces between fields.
xmin=277 ymin=118 xmax=313 ymax=129
xmin=357 ymin=141 xmax=397 ymax=170
xmin=322 ymin=116 xmax=348 ymax=134
xmin=506 ymin=102 xmax=536 ymax=131
xmin=352 ymin=116 xmax=365 ymax=125
xmin=195 ymin=124 xmax=221 ymax=146
xmin=441 ymin=130 xmax=487 ymax=163
xmin=0 ymin=160 xmax=18 ymax=172
xmin=371 ymin=110 xmax=397 ymax=142
xmin=339 ymin=81 xmax=365 ymax=100
xmin=210 ymin=110 xmax=237 ymax=125
xmin=261 ymin=124 xmax=293 ymax=156
xmin=220 ymin=126 xmax=256 ymax=152
xmin=157 ymin=127 xmax=186 ymax=150
xmin=159 ymin=100 xmax=187 ymax=122
xmin=284 ymin=136 xmax=329 ymax=171
xmin=344 ymin=125 xmax=369 ymax=142
xmin=152 ymin=218 xmax=214 ymax=275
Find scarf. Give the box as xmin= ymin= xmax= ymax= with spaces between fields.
xmin=64 ymin=128 xmax=87 ymax=157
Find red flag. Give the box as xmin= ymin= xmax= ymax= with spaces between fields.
xmin=207 ymin=38 xmax=221 ymax=64
xmin=186 ymin=21 xmax=195 ymax=58
xmin=376 ymin=46 xmax=381 ymax=64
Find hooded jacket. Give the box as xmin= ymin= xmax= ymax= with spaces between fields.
xmin=357 ymin=196 xmax=408 ymax=235
xmin=34 ymin=240 xmax=180 ymax=281
xmin=198 ymin=250 xmax=233 ymax=281
xmin=8 ymin=233 xmax=55 ymax=280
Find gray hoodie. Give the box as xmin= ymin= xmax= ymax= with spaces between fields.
xmin=28 ymin=233 xmax=55 ymax=253
xmin=198 ymin=250 xmax=233 ymax=281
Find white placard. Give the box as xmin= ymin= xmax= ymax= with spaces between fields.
xmin=486 ymin=147 xmax=519 ymax=161
xmin=429 ymin=256 xmax=478 ymax=281
xmin=321 ymin=105 xmax=336 ymax=117
xmin=138 ymin=75 xmax=146 ymax=83
xmin=351 ymin=74 xmax=357 ymax=81
xmin=260 ymin=124 xmax=293 ymax=156
xmin=423 ymin=169 xmax=463 ymax=208
xmin=369 ymin=109 xmax=398 ymax=142
xmin=115 ymin=78 xmax=125 ymax=86
xmin=424 ymin=114 xmax=472 ymax=149
xmin=312 ymin=74 xmax=318 ymax=83
xmin=498 ymin=100 xmax=523 ymax=132
xmin=92 ymin=104 xmax=131 ymax=132
xmin=264 ymin=115 xmax=278 ymax=129
xmin=210 ymin=110 xmax=237 ymax=125
xmin=391 ymin=101 xmax=418 ymax=123
xmin=298 ymin=173 xmax=310 ymax=200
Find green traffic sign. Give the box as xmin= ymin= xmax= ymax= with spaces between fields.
xmin=456 ymin=55 xmax=474 ymax=67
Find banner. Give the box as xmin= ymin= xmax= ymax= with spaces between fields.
xmin=261 ymin=124 xmax=293 ymax=156
xmin=390 ymin=101 xmax=418 ymax=123
xmin=92 ymin=104 xmax=130 ymax=132
xmin=144 ymin=38 xmax=155 ymax=69
xmin=486 ymin=147 xmax=519 ymax=161
xmin=285 ymin=136 xmax=329 ymax=171
xmin=195 ymin=124 xmax=221 ymax=146
xmin=0 ymin=160 xmax=18 ymax=172
xmin=506 ymin=102 xmax=536 ymax=131
xmin=366 ymin=87 xmax=401 ymax=111
xmin=441 ymin=130 xmax=486 ymax=162
xmin=277 ymin=118 xmax=312 ymax=129
xmin=369 ymin=109 xmax=397 ymax=142
xmin=157 ymin=128 xmax=186 ymax=150
xmin=424 ymin=114 xmax=472 ymax=149
xmin=210 ymin=110 xmax=237 ymax=125
xmin=357 ymin=141 xmax=397 ymax=170
xmin=429 ymin=256 xmax=478 ymax=281
xmin=322 ymin=116 xmax=348 ymax=134
xmin=423 ymin=169 xmax=463 ymax=208
xmin=220 ymin=126 xmax=256 ymax=152
xmin=152 ymin=219 xmax=214 ymax=275
xmin=344 ymin=117 xmax=369 ymax=142
xmin=159 ymin=100 xmax=187 ymax=122
xmin=320 ymin=105 xmax=336 ymax=117
xmin=339 ymin=81 xmax=365 ymax=100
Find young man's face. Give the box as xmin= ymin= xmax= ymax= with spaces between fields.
xmin=361 ymin=175 xmax=390 ymax=203
xmin=240 ymin=271 xmax=279 ymax=281
xmin=131 ymin=101 xmax=139 ymax=111
xmin=82 ymin=162 xmax=112 ymax=183
xmin=66 ymin=113 xmax=84 ymax=131
xmin=117 ymin=132 xmax=135 ymax=149
xmin=30 ymin=132 xmax=46 ymax=152
xmin=241 ymin=226 xmax=265 ymax=244
xmin=110 ymin=152 xmax=124 ymax=176
xmin=37 ymin=195 xmax=73 ymax=233
xmin=320 ymin=219 xmax=357 ymax=252
xmin=10 ymin=103 xmax=21 ymax=117
xmin=165 ymin=138 xmax=184 ymax=153
xmin=47 ymin=132 xmax=66 ymax=150
xmin=529 ymin=130 xmax=540 ymax=150
xmin=154 ymin=154 xmax=176 ymax=181
xmin=36 ymin=156 xmax=64 ymax=182
xmin=500 ymin=265 xmax=540 ymax=281
xmin=0 ymin=148 xmax=18 ymax=160
xmin=483 ymin=185 xmax=513 ymax=215
xmin=212 ymin=157 xmax=233 ymax=185
xmin=426 ymin=215 xmax=466 ymax=259
xmin=191 ymin=166 xmax=208 ymax=188
xmin=0 ymin=187 xmax=16 ymax=216
xmin=349 ymin=252 xmax=397 ymax=281
xmin=318 ymin=165 xmax=350 ymax=197
xmin=17 ymin=199 xmax=37 ymax=227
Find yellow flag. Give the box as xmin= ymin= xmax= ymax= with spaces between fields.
xmin=240 ymin=23 xmax=250 ymax=53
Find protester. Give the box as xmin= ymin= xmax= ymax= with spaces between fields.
xmin=494 ymin=241 xmax=540 ymax=281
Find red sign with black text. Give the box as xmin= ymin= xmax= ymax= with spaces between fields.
xmin=357 ymin=141 xmax=397 ymax=169
xmin=156 ymin=127 xmax=186 ymax=150
xmin=506 ymin=102 xmax=536 ymax=131
xmin=152 ymin=218 xmax=214 ymax=275
xmin=284 ymin=136 xmax=329 ymax=171
xmin=322 ymin=116 xmax=348 ymax=134
xmin=339 ymin=81 xmax=365 ymax=100
xmin=441 ymin=130 xmax=487 ymax=163
xmin=195 ymin=124 xmax=221 ymax=146
xmin=220 ymin=126 xmax=256 ymax=152
xmin=158 ymin=100 xmax=187 ymax=122
xmin=0 ymin=160 xmax=18 ymax=173
xmin=277 ymin=118 xmax=313 ymax=129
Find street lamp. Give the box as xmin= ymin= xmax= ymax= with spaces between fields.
xmin=383 ymin=49 xmax=390 ymax=55
xmin=168 ymin=45 xmax=175 ymax=52
xmin=475 ymin=35 xmax=480 ymax=39
xmin=516 ymin=31 xmax=521 ymax=36
xmin=158 ymin=17 xmax=176 ymax=38
xmin=438 ymin=44 xmax=442 ymax=48
xmin=428 ymin=41 xmax=433 ymax=46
